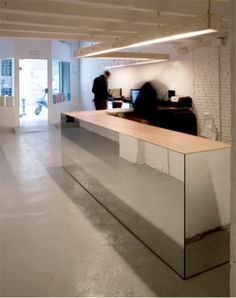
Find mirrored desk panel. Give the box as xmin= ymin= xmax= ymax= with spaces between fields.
xmin=61 ymin=111 xmax=230 ymax=279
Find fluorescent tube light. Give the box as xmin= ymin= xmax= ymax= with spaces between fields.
xmin=105 ymin=59 xmax=168 ymax=69
xmin=74 ymin=14 xmax=222 ymax=58
xmin=125 ymin=29 xmax=217 ymax=48
xmin=88 ymin=52 xmax=169 ymax=61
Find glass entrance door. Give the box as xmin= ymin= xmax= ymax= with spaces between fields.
xmin=19 ymin=59 xmax=48 ymax=127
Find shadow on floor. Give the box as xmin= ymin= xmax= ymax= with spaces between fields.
xmin=47 ymin=166 xmax=229 ymax=297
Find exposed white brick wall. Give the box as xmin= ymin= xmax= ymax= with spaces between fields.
xmin=220 ymin=44 xmax=231 ymax=143
xmin=193 ymin=42 xmax=231 ymax=143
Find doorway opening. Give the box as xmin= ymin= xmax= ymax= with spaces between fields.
xmin=19 ymin=59 xmax=48 ymax=128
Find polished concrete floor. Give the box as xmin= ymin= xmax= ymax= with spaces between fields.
xmin=0 ymin=126 xmax=229 ymax=297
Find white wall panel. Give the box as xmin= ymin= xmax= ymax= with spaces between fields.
xmin=145 ymin=143 xmax=168 ymax=174
xmin=168 ymin=150 xmax=185 ymax=182
xmin=186 ymin=149 xmax=230 ymax=238
xmin=119 ymin=134 xmax=145 ymax=163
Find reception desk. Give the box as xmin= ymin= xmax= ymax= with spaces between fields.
xmin=61 ymin=110 xmax=230 ymax=279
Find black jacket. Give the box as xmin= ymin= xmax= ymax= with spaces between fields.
xmin=134 ymin=82 xmax=158 ymax=124
xmin=92 ymin=75 xmax=110 ymax=100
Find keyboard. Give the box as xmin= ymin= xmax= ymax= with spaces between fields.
xmin=106 ymin=107 xmax=134 ymax=115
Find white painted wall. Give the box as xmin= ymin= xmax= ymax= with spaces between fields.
xmin=51 ymin=41 xmax=80 ymax=124
xmin=109 ymin=45 xmax=193 ymax=99
xmin=0 ymin=38 xmax=15 ymax=57
xmin=15 ymin=39 xmax=51 ymax=59
xmin=79 ymin=58 xmax=109 ymax=111
xmin=78 ymin=42 xmax=107 ymax=111
xmin=79 ymin=44 xmax=193 ymax=111
xmin=0 ymin=106 xmax=17 ymax=127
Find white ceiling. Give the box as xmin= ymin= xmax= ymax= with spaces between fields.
xmin=0 ymin=0 xmax=230 ymax=43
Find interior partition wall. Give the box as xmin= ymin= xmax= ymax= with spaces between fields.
xmin=61 ymin=114 xmax=230 ymax=279
xmin=230 ymin=0 xmax=236 ymax=295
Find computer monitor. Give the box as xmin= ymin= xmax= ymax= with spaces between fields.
xmin=109 ymin=88 xmax=122 ymax=98
xmin=168 ymin=90 xmax=175 ymax=99
xmin=131 ymin=89 xmax=140 ymax=104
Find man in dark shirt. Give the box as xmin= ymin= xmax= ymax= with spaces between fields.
xmin=92 ymin=70 xmax=111 ymax=110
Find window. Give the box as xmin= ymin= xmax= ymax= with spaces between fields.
xmin=61 ymin=62 xmax=71 ymax=101
xmin=0 ymin=58 xmax=13 ymax=96
xmin=52 ymin=60 xmax=71 ymax=104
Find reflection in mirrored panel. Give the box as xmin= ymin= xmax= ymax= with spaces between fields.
xmin=61 ymin=114 xmax=230 ymax=279
xmin=61 ymin=114 xmax=185 ymax=277
xmin=185 ymin=150 xmax=230 ymax=278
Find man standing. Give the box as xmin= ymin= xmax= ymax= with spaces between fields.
xmin=92 ymin=70 xmax=111 ymax=110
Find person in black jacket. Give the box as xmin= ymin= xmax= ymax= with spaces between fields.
xmin=134 ymin=81 xmax=159 ymax=125
xmin=92 ymin=70 xmax=111 ymax=110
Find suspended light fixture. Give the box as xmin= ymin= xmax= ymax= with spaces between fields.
xmin=106 ymin=59 xmax=168 ymax=69
xmin=74 ymin=14 xmax=222 ymax=58
xmin=87 ymin=52 xmax=169 ymax=61
xmin=90 ymin=52 xmax=169 ymax=69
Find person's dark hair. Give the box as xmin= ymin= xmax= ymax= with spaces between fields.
xmin=104 ymin=70 xmax=111 ymax=77
xmin=134 ymin=81 xmax=158 ymax=124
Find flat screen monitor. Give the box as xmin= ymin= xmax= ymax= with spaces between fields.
xmin=131 ymin=89 xmax=140 ymax=104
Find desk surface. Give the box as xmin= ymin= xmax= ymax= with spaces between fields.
xmin=158 ymin=106 xmax=192 ymax=111
xmin=64 ymin=110 xmax=230 ymax=154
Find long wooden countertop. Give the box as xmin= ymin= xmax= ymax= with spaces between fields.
xmin=63 ymin=110 xmax=230 ymax=154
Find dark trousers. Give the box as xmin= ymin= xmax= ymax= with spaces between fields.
xmin=94 ymin=98 xmax=107 ymax=110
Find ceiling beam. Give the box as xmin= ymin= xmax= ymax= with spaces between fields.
xmin=89 ymin=52 xmax=170 ymax=61
xmin=42 ymin=0 xmax=229 ymax=14
xmin=74 ymin=14 xmax=222 ymax=57
xmin=0 ymin=0 xmax=229 ymax=25
xmin=0 ymin=11 xmax=161 ymax=34
xmin=0 ymin=0 xmax=164 ymax=25
xmin=0 ymin=23 xmax=125 ymax=40
xmin=0 ymin=30 xmax=115 ymax=41
xmin=42 ymin=0 xmax=230 ymax=18
xmin=0 ymin=0 xmax=229 ymax=42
